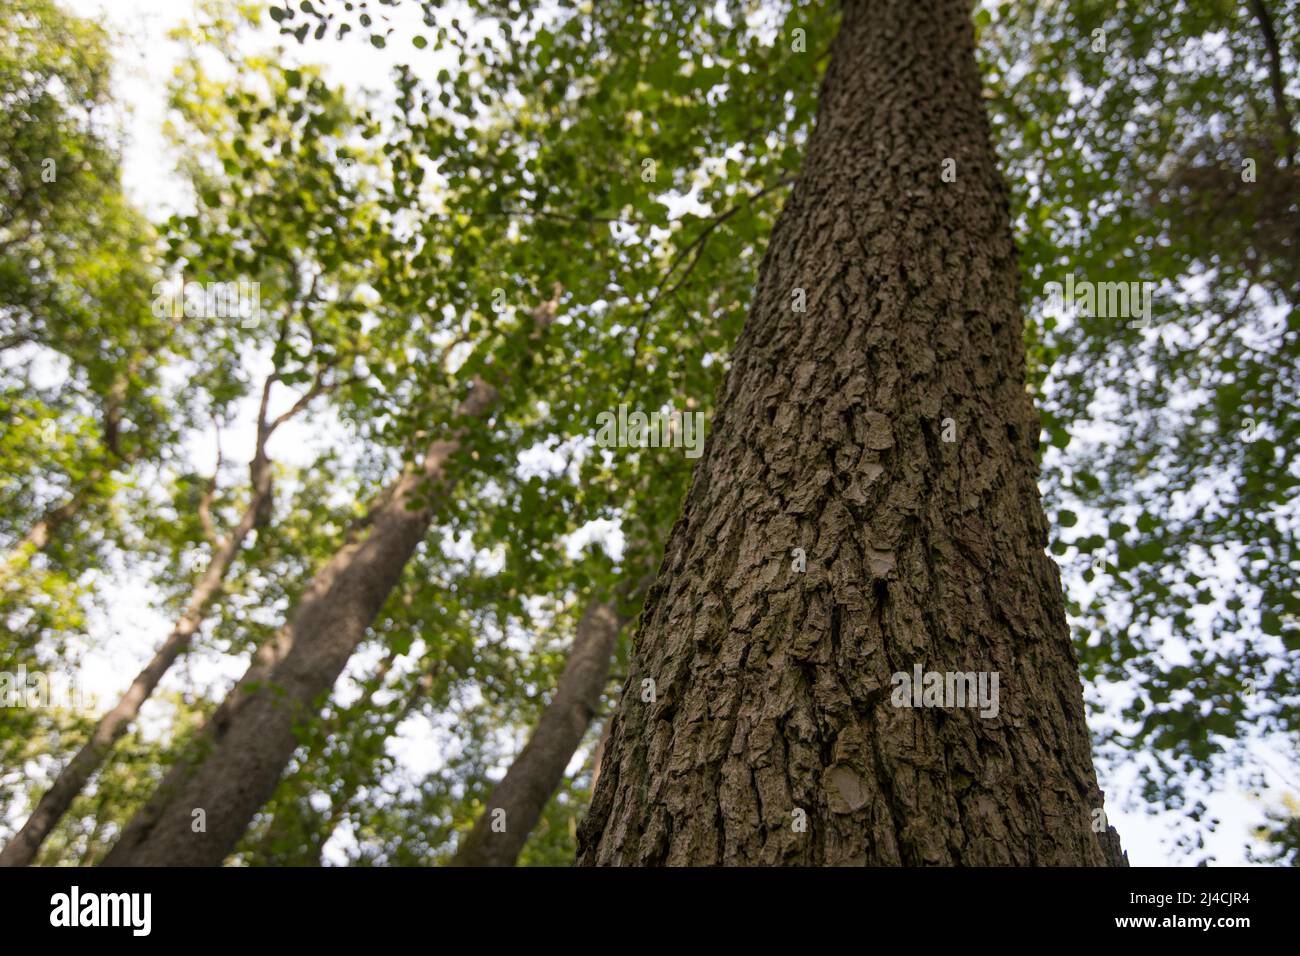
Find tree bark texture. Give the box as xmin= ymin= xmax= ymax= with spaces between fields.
xmin=576 ymin=0 xmax=1125 ymax=866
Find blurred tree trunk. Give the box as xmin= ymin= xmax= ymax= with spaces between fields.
xmin=453 ymin=598 xmax=624 ymax=867
xmin=1246 ymin=0 xmax=1296 ymax=164
xmin=576 ymin=0 xmax=1125 ymax=866
xmin=1 ymin=397 xmax=284 ymax=867
xmin=0 ymin=495 xmax=255 ymax=866
xmin=101 ymin=382 xmax=496 ymax=866
xmin=249 ymin=650 xmax=428 ymax=866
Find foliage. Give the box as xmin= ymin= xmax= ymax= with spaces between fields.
xmin=0 ymin=0 xmax=1295 ymax=865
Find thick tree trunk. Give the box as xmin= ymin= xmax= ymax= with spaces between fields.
xmin=453 ymin=599 xmax=623 ymax=867
xmin=576 ymin=0 xmax=1124 ymax=866
xmin=100 ymin=383 xmax=496 ymax=866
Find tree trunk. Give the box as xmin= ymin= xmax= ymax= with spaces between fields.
xmin=453 ymin=598 xmax=623 ymax=867
xmin=249 ymin=649 xmax=419 ymax=866
xmin=1247 ymin=0 xmax=1297 ymax=165
xmin=0 ymin=372 xmax=141 ymax=586
xmin=100 ymin=383 xmax=496 ymax=866
xmin=0 ymin=475 xmax=269 ymax=866
xmin=0 ymin=489 xmax=88 ymax=586
xmin=576 ymin=0 xmax=1125 ymax=866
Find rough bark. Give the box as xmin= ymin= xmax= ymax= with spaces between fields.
xmin=100 ymin=382 xmax=496 ymax=866
xmin=576 ymin=0 xmax=1125 ymax=866
xmin=453 ymin=599 xmax=623 ymax=867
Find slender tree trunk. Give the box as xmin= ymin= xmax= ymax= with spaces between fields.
xmin=0 ymin=366 xmax=297 ymax=867
xmin=0 ymin=489 xmax=89 ymax=586
xmin=576 ymin=0 xmax=1125 ymax=866
xmin=0 ymin=372 xmax=142 ymax=586
xmin=0 ymin=477 xmax=269 ymax=866
xmin=453 ymin=598 xmax=623 ymax=867
xmin=100 ymin=383 xmax=496 ymax=866
xmin=1247 ymin=0 xmax=1297 ymax=165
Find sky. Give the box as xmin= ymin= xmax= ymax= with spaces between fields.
xmin=41 ymin=0 xmax=1292 ymax=866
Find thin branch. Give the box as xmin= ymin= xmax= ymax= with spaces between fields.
xmin=198 ymin=420 xmax=223 ymax=548
xmin=438 ymin=328 xmax=474 ymax=374
xmin=622 ymin=174 xmax=796 ymax=393
xmin=255 ymin=303 xmax=296 ymax=442
xmin=264 ymin=365 xmax=339 ymax=437
xmin=649 ymin=175 xmax=794 ymax=318
xmin=477 ymin=208 xmax=649 ymax=227
xmin=1247 ymin=0 xmax=1297 ymax=165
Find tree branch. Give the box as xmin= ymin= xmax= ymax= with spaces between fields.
xmin=198 ymin=421 xmax=223 ymax=548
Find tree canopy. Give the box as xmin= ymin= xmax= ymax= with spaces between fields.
xmin=0 ymin=0 xmax=1295 ymax=866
